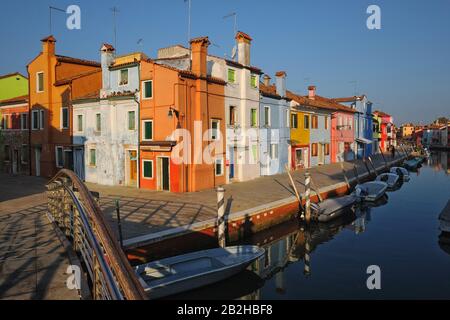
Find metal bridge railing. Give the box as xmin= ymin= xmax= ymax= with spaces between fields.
xmin=46 ymin=169 xmax=147 ymax=300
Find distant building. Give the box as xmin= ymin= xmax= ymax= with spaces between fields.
xmin=400 ymin=123 xmax=415 ymax=138
xmin=373 ymin=110 xmax=395 ymax=152
xmin=0 ymin=72 xmax=28 ymax=101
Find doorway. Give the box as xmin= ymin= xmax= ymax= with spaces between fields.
xmin=12 ymin=150 xmax=19 ymax=174
xmin=229 ymin=146 xmax=235 ymax=180
xmin=295 ymin=147 xmax=309 ymax=169
xmin=157 ymin=157 xmax=170 ymax=191
xmin=318 ymin=144 xmax=325 ymax=165
xmin=35 ymin=147 xmax=41 ymax=177
xmin=128 ymin=150 xmax=138 ymax=187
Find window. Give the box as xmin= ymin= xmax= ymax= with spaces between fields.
xmin=96 ymin=113 xmax=101 ymax=132
xmin=37 ymin=72 xmax=44 ymax=92
xmin=264 ymin=106 xmax=270 ymax=127
xmin=338 ymin=116 xmax=343 ymax=128
xmin=215 ymin=158 xmax=224 ymax=176
xmin=2 ymin=115 xmax=10 ymax=129
xmin=4 ymin=145 xmax=10 ymax=161
xmin=311 ymin=143 xmax=318 ymax=157
xmin=32 ymin=110 xmax=39 ymax=130
xmin=211 ymin=119 xmax=220 ymax=140
xmin=143 ymin=80 xmax=153 ymax=99
xmin=291 ymin=114 xmax=298 ymax=129
xmin=40 ymin=110 xmax=44 ymax=129
xmin=143 ymin=120 xmax=153 ymax=140
xmin=55 ymin=146 xmax=64 ymax=168
xmin=119 ymin=69 xmax=129 ymax=86
xmin=312 ymin=115 xmax=318 ymax=129
xmin=324 ymin=143 xmax=330 ymax=156
xmin=304 ymin=115 xmax=310 ymax=129
xmin=325 ymin=116 xmax=329 ymax=130
xmin=21 ymin=114 xmax=28 ymax=130
xmin=142 ymin=160 xmax=153 ymax=179
xmin=61 ymin=107 xmax=69 ymax=129
xmin=89 ymin=149 xmax=96 ymax=167
xmin=270 ymin=144 xmax=278 ymax=159
xmin=229 ymin=106 xmax=236 ymax=126
xmin=250 ymin=109 xmax=257 ymax=127
xmin=77 ymin=115 xmax=83 ymax=132
xmin=128 ymin=111 xmax=136 ymax=130
xmin=21 ymin=145 xmax=28 ymax=164
xmin=228 ymin=69 xmax=236 ymax=83
xmin=250 ymin=75 xmax=257 ymax=88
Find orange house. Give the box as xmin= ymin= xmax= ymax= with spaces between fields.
xmin=27 ymin=36 xmax=101 ymax=177
xmin=139 ymin=37 xmax=226 ymax=192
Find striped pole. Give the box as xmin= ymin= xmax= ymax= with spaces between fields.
xmin=305 ymin=172 xmax=311 ymax=224
xmin=217 ymin=187 xmax=226 ymax=248
xmin=304 ymin=238 xmax=311 ymax=276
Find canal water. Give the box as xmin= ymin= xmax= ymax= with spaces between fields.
xmin=171 ymin=151 xmax=450 ymax=300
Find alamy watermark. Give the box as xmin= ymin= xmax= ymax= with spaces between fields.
xmin=367 ymin=5 xmax=381 ymax=30
xmin=366 ymin=265 xmax=381 ymax=290
xmin=66 ymin=265 xmax=81 ymax=290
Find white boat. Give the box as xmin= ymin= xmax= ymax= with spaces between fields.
xmin=375 ymin=173 xmax=400 ymax=188
xmin=390 ymin=167 xmax=410 ymax=182
xmin=311 ymin=195 xmax=357 ymax=222
xmin=135 ymin=246 xmax=265 ymax=299
xmin=354 ymin=181 xmax=388 ymax=202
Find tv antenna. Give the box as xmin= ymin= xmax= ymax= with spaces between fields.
xmin=184 ymin=0 xmax=192 ymax=46
xmin=49 ymin=6 xmax=65 ymax=35
xmin=223 ymin=12 xmax=238 ymax=61
xmin=110 ymin=6 xmax=120 ymax=53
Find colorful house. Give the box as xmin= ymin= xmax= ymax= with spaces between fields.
xmin=0 ymin=73 xmax=28 ymax=101
xmin=72 ymin=45 xmax=141 ymax=186
xmin=0 ymin=95 xmax=29 ymax=174
xmin=373 ymin=110 xmax=395 ymax=152
xmin=155 ymin=31 xmax=263 ymax=184
xmin=28 ymin=36 xmax=101 ymax=177
xmin=139 ymin=37 xmax=226 ymax=192
xmin=258 ymin=72 xmax=290 ymax=175
xmin=333 ymin=95 xmax=373 ymax=158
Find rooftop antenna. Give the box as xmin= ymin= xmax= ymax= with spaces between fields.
xmin=49 ymin=6 xmax=65 ymax=35
xmin=223 ymin=12 xmax=238 ymax=61
xmin=137 ymin=38 xmax=144 ymax=51
xmin=184 ymin=0 xmax=192 ymax=46
xmin=110 ymin=6 xmax=120 ymax=54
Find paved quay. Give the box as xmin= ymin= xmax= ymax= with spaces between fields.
xmin=85 ymin=152 xmax=407 ymax=247
xmin=0 ymin=175 xmax=81 ymax=300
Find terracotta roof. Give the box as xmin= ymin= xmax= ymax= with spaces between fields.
xmin=313 ymin=95 xmax=356 ymax=113
xmin=332 ymin=96 xmax=365 ymax=103
xmin=55 ymin=70 xmax=101 ymax=86
xmin=224 ymin=58 xmax=262 ymax=74
xmin=259 ymin=82 xmax=281 ymax=99
xmin=235 ymin=31 xmax=253 ymax=41
xmin=72 ymin=91 xmax=100 ymax=102
xmin=0 ymin=72 xmax=27 ymax=80
xmin=56 ymin=55 xmax=101 ymax=67
xmin=190 ymin=36 xmax=210 ymax=45
xmin=286 ymin=90 xmax=355 ymax=114
xmin=0 ymin=94 xmax=29 ymax=105
xmin=373 ymin=110 xmax=391 ymax=117
xmin=275 ymin=71 xmax=287 ymax=77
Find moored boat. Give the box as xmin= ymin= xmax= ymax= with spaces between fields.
xmin=404 ymin=157 xmax=423 ymax=170
xmin=375 ymin=173 xmax=400 ymax=189
xmin=311 ymin=195 xmax=357 ymax=223
xmin=135 ymin=246 xmax=265 ymax=299
xmin=438 ymin=200 xmax=450 ymax=233
xmin=390 ymin=167 xmax=410 ymax=182
xmin=353 ymin=181 xmax=388 ymax=202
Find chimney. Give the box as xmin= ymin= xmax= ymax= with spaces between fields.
xmin=235 ymin=31 xmax=252 ymax=66
xmin=100 ymin=44 xmax=115 ymax=92
xmin=308 ymin=85 xmax=316 ymax=100
xmin=263 ymin=75 xmax=271 ymax=87
xmin=41 ymin=35 xmax=56 ymax=56
xmin=190 ymin=37 xmax=210 ymax=77
xmin=275 ymin=71 xmax=287 ymax=97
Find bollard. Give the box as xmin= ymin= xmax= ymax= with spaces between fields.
xmin=304 ymin=172 xmax=311 ymax=224
xmin=115 ymin=199 xmax=123 ymax=248
xmin=217 ymin=187 xmax=226 ymax=248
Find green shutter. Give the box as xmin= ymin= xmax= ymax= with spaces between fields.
xmin=144 ymin=121 xmax=153 ymax=140
xmin=90 ymin=149 xmax=96 ymax=166
xmin=251 ymin=109 xmax=257 ymax=127
xmin=143 ymin=161 xmax=153 ymax=178
xmin=144 ymin=81 xmax=153 ymax=98
xmin=128 ymin=111 xmax=135 ymax=130
xmin=228 ymin=69 xmax=235 ymax=83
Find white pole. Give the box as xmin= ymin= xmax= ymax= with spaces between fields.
xmin=305 ymin=172 xmax=311 ymax=223
xmin=217 ymin=187 xmax=226 ymax=248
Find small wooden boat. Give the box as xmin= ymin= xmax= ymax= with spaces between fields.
xmin=135 ymin=246 xmax=265 ymax=299
xmin=353 ymin=181 xmax=388 ymax=202
xmin=404 ymin=157 xmax=422 ymax=170
xmin=390 ymin=167 xmax=410 ymax=182
xmin=375 ymin=173 xmax=400 ymax=188
xmin=311 ymin=195 xmax=357 ymax=222
xmin=438 ymin=200 xmax=450 ymax=233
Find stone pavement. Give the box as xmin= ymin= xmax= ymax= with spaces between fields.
xmin=86 ymin=152 xmax=406 ymax=241
xmin=0 ymin=175 xmax=81 ymax=300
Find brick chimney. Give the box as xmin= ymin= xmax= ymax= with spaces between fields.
xmin=100 ymin=44 xmax=115 ymax=92
xmin=41 ymin=35 xmax=56 ymax=56
xmin=308 ymin=85 xmax=316 ymax=100
xmin=263 ymin=75 xmax=271 ymax=86
xmin=275 ymin=71 xmax=287 ymax=97
xmin=190 ymin=37 xmax=210 ymax=77
xmin=235 ymin=31 xmax=252 ymax=66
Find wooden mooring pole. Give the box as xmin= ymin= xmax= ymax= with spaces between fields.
xmin=115 ymin=199 xmax=124 ymax=248
xmin=340 ymin=162 xmax=351 ymax=190
xmin=285 ymin=165 xmax=302 ymax=210
xmin=379 ymin=146 xmax=388 ymax=166
xmin=304 ymin=172 xmax=311 ymax=224
xmin=367 ymin=156 xmax=378 ymax=175
xmin=217 ymin=187 xmax=226 ymax=248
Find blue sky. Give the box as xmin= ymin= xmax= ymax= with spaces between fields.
xmin=0 ymin=0 xmax=449 ymax=125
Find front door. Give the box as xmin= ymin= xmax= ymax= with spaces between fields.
xmin=158 ymin=157 xmax=170 ymax=191
xmin=129 ymin=150 xmax=137 ymax=187
xmin=229 ymin=146 xmax=234 ymax=180
xmin=35 ymin=148 xmax=41 ymax=177
xmin=64 ymin=150 xmax=74 ymax=170
xmin=318 ymin=144 xmax=324 ymax=164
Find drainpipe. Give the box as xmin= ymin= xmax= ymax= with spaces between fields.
xmin=134 ymin=66 xmax=141 ymax=189
xmin=27 ymin=66 xmax=32 ymax=176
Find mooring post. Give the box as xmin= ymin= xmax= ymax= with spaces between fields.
xmin=304 ymin=233 xmax=311 ymax=276
xmin=340 ymin=162 xmax=351 ymax=191
xmin=309 ymin=174 xmax=323 ymax=203
xmin=115 ymin=199 xmax=123 ymax=248
xmin=304 ymin=172 xmax=311 ymax=224
xmin=217 ymin=187 xmax=226 ymax=248
xmin=353 ymin=165 xmax=361 ymax=185
xmin=363 ymin=157 xmax=372 ymax=176
xmin=379 ymin=146 xmax=388 ymax=167
xmin=368 ymin=156 xmax=378 ymax=176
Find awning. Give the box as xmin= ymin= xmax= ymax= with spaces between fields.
xmin=355 ymin=137 xmax=373 ymax=145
